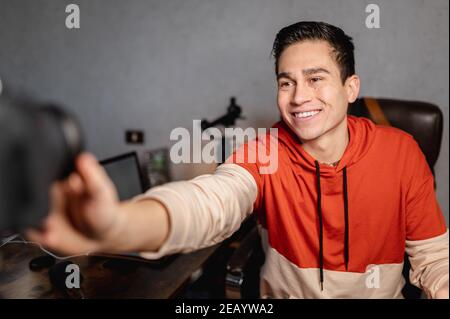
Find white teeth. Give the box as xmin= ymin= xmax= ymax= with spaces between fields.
xmin=294 ymin=110 xmax=321 ymax=118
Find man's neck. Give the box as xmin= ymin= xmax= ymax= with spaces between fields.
xmin=300 ymin=118 xmax=349 ymax=165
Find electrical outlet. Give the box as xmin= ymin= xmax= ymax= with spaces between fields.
xmin=125 ymin=130 xmax=144 ymax=144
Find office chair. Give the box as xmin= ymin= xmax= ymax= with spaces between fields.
xmin=225 ymin=97 xmax=444 ymax=299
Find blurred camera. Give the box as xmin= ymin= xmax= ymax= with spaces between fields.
xmin=0 ymin=95 xmax=83 ymax=232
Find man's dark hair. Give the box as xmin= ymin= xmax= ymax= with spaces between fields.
xmin=272 ymin=21 xmax=355 ymax=83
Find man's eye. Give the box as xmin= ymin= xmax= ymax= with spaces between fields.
xmin=309 ymin=77 xmax=323 ymax=83
xmin=279 ymin=81 xmax=293 ymax=88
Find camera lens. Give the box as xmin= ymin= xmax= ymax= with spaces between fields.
xmin=0 ymin=96 xmax=84 ymax=231
xmin=38 ymin=105 xmax=84 ymax=180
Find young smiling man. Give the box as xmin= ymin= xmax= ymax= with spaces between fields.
xmin=28 ymin=21 xmax=448 ymax=299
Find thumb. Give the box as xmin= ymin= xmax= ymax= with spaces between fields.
xmin=75 ymin=153 xmax=115 ymax=199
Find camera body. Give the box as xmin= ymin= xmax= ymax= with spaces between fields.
xmin=0 ymin=96 xmax=83 ymax=232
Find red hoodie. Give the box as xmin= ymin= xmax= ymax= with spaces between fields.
xmin=230 ymin=115 xmax=447 ymax=297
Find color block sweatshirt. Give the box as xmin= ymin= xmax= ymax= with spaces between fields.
xmin=135 ymin=115 xmax=448 ymax=298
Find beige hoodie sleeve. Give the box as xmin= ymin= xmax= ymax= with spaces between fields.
xmin=131 ymin=163 xmax=258 ymax=260
xmin=406 ymin=229 xmax=449 ymax=299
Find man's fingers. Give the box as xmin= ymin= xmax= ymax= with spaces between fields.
xmin=25 ymin=213 xmax=100 ymax=256
xmin=61 ymin=179 xmax=84 ymax=231
xmin=48 ymin=181 xmax=66 ymax=216
xmin=45 ymin=214 xmax=98 ymax=255
xmin=25 ymin=229 xmax=46 ymax=246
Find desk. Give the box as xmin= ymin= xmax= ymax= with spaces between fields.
xmin=0 ymin=242 xmax=221 ymax=299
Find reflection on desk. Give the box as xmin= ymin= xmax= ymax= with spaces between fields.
xmin=0 ymin=242 xmax=220 ymax=299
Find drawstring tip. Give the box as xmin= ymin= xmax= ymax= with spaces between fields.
xmin=320 ymin=281 xmax=323 ymax=291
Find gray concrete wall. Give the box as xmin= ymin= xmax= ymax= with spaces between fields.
xmin=0 ymin=0 xmax=448 ymax=224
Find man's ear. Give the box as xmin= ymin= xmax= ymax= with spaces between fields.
xmin=345 ymin=75 xmax=360 ymax=103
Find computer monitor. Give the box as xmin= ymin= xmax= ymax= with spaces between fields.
xmin=100 ymin=152 xmax=145 ymax=200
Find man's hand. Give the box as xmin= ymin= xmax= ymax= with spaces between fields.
xmin=26 ymin=153 xmax=124 ymax=255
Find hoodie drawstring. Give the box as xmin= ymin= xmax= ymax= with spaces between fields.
xmin=314 ymin=161 xmax=349 ymax=291
xmin=314 ymin=161 xmax=324 ymax=291
xmin=343 ymin=166 xmax=349 ymax=271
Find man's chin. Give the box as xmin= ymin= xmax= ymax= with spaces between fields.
xmin=290 ymin=126 xmax=321 ymax=143
xmin=281 ymin=117 xmax=323 ymax=142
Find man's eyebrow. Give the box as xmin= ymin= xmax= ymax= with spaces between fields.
xmin=276 ymin=72 xmax=294 ymax=80
xmin=302 ymin=68 xmax=330 ymax=76
xmin=277 ymin=68 xmax=331 ymax=80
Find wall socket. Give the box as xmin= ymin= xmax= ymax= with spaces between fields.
xmin=125 ymin=130 xmax=144 ymax=144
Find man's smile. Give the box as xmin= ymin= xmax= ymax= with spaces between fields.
xmin=291 ymin=109 xmax=323 ymax=122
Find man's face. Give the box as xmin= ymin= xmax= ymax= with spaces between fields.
xmin=277 ymin=40 xmax=359 ymax=142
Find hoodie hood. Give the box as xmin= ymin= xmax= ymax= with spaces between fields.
xmin=272 ymin=115 xmax=376 ymax=177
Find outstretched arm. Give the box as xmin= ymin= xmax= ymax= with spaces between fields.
xmin=27 ymin=152 xmax=258 ymax=259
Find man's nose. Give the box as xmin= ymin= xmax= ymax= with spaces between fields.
xmin=291 ymin=81 xmax=313 ymax=106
